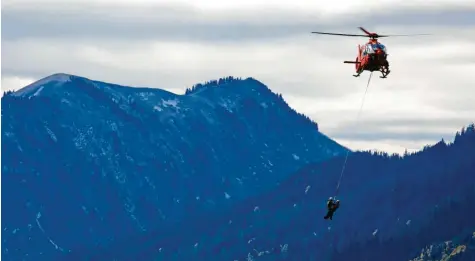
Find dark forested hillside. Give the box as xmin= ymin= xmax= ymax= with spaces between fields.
xmin=1 ymin=73 xmax=347 ymax=261
xmin=2 ymin=73 xmax=473 ymax=261
xmin=70 ymin=124 xmax=475 ymax=261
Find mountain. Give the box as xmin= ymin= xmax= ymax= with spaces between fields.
xmin=70 ymin=124 xmax=475 ymax=261
xmin=1 ymin=73 xmax=347 ymax=261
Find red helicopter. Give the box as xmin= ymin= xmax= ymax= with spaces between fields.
xmin=312 ymin=27 xmax=429 ymax=78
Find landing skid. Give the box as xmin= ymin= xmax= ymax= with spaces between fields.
xmin=351 ymin=66 xmax=390 ymax=78
xmin=379 ymin=66 xmax=390 ymax=79
xmin=379 ymin=70 xmax=390 ymax=78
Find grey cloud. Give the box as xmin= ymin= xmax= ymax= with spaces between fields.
xmin=260 ymin=77 xmax=351 ymax=99
xmin=0 ymin=33 xmax=366 ymax=99
xmin=336 ymin=118 xmax=473 ymax=130
xmin=323 ymin=117 xmax=472 ymax=142
xmin=1 ymin=4 xmax=330 ymax=42
xmin=0 ymin=70 xmax=45 ymax=82
xmin=1 ymin=69 xmax=202 ymax=95
xmin=329 ymin=130 xmax=455 ymax=142
xmin=439 ymin=54 xmax=475 ymax=65
xmin=2 ymin=3 xmax=475 ymax=43
xmin=426 ymin=92 xmax=475 ymax=112
xmin=354 ymin=8 xmax=475 ymax=28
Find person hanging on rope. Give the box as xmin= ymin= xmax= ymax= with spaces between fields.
xmin=324 ymin=197 xmax=340 ymax=220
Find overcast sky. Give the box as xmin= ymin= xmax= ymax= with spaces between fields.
xmin=2 ymin=0 xmax=475 ymax=154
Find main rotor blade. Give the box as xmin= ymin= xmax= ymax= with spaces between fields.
xmin=377 ymin=34 xmax=432 ymax=37
xmin=311 ymin=32 xmax=368 ymax=37
xmin=358 ymin=27 xmax=372 ymax=35
xmin=357 ymin=27 xmax=431 ymax=37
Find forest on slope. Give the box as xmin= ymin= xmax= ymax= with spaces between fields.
xmin=1 ymin=74 xmax=346 ymax=261
xmin=2 ymin=73 xmax=473 ymax=261
xmin=66 ymin=125 xmax=475 ymax=261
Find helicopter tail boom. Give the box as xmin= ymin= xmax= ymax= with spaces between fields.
xmin=343 ymin=61 xmax=360 ymax=64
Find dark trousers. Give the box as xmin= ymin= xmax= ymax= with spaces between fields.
xmin=324 ymin=210 xmax=335 ymax=220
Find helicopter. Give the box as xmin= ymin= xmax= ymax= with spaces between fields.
xmin=311 ymin=27 xmax=430 ymax=78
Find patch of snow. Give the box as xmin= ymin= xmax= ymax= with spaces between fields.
xmin=406 ymin=220 xmax=411 ymax=225
xmin=305 ymin=185 xmax=311 ymax=194
xmin=372 ymin=229 xmax=378 ymax=236
xmin=36 ymin=212 xmax=67 ymax=252
xmin=124 ymin=197 xmax=136 ymax=213
xmin=253 ymin=249 xmax=269 ymax=257
xmin=44 ymin=126 xmax=57 ymax=142
xmin=220 ymin=99 xmax=235 ymax=112
xmin=260 ymin=102 xmax=268 ymax=108
xmin=292 ymin=154 xmax=300 ymax=160
xmin=280 ymin=244 xmax=288 ymax=253
xmin=162 ymin=99 xmax=180 ymax=109
xmin=61 ymin=98 xmax=72 ymax=105
xmin=74 ymin=130 xmax=87 ymax=150
xmin=137 ymin=92 xmax=154 ymax=100
xmin=153 ymin=106 xmax=163 ymax=112
xmin=13 ymin=73 xmax=72 ymax=97
xmin=225 ymin=192 xmax=231 ymax=199
xmin=33 ymin=86 xmax=44 ymax=96
xmin=247 ymin=252 xmax=254 ymax=261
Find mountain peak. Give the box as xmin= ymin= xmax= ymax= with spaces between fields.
xmin=183 ymin=76 xmax=320 ymax=131
xmin=12 ymin=73 xmax=75 ymax=97
xmin=5 ymin=73 xmax=322 ymax=133
xmin=184 ymin=76 xmax=269 ymax=95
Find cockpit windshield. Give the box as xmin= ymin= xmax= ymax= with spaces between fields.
xmin=372 ymin=43 xmax=387 ymax=53
xmin=363 ymin=43 xmax=388 ymax=55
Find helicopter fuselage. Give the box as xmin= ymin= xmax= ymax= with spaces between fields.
xmin=344 ymin=40 xmax=390 ymax=78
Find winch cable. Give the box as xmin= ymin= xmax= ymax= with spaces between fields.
xmin=334 ymin=71 xmax=374 ymax=198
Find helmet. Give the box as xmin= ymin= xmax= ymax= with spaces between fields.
xmin=336 ymin=200 xmax=340 ymax=203
xmin=328 ymin=197 xmax=333 ymax=200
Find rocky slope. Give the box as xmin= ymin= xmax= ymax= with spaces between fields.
xmin=1 ymin=73 xmax=347 ymax=261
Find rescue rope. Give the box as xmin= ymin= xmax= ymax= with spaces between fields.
xmin=334 ymin=71 xmax=373 ymax=197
